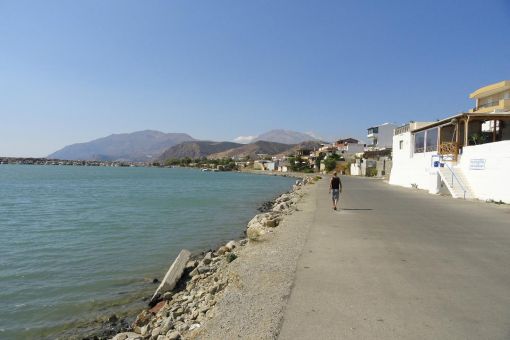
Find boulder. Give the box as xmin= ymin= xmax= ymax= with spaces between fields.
xmin=225 ymin=240 xmax=237 ymax=251
xmin=247 ymin=225 xmax=265 ymax=241
xmin=217 ymin=246 xmax=229 ymax=255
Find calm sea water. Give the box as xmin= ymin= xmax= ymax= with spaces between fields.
xmin=0 ymin=165 xmax=293 ymax=339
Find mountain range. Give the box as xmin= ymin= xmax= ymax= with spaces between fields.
xmin=234 ymin=129 xmax=318 ymax=144
xmin=48 ymin=129 xmax=323 ymax=161
xmin=48 ymin=130 xmax=195 ymax=161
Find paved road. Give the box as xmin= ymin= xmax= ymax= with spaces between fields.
xmin=279 ymin=176 xmax=510 ymax=340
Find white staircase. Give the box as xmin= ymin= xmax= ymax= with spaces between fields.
xmin=438 ymin=165 xmax=475 ymax=200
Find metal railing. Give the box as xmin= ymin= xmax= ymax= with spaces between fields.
xmin=442 ymin=162 xmax=467 ymax=199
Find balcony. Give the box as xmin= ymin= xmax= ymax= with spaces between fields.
xmin=472 ymin=99 xmax=510 ymax=113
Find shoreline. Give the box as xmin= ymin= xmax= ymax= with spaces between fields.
xmin=107 ymin=174 xmax=319 ymax=340
xmin=59 ymin=171 xmax=315 ymax=340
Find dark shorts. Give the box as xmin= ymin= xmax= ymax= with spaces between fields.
xmin=332 ymin=189 xmax=340 ymax=200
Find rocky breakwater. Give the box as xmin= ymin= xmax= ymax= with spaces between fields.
xmin=111 ymin=176 xmax=318 ymax=340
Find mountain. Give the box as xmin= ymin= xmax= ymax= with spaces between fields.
xmin=48 ymin=130 xmax=195 ymax=161
xmin=234 ymin=129 xmax=319 ymax=145
xmin=208 ymin=140 xmax=295 ymax=159
xmin=158 ymin=141 xmax=243 ymax=160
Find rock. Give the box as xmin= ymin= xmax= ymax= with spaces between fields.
xmin=157 ymin=336 xmax=170 ymax=340
xmin=217 ymin=246 xmax=229 ymax=255
xmin=166 ymin=330 xmax=181 ymax=340
xmin=151 ymin=326 xmax=162 ymax=338
xmin=149 ymin=301 xmax=166 ymax=314
xmin=112 ymin=332 xmax=142 ymax=340
xmin=139 ymin=324 xmax=150 ymax=336
xmin=247 ymin=225 xmax=265 ymax=241
xmin=108 ymin=314 xmax=119 ymax=323
xmin=150 ymin=249 xmax=191 ymax=306
xmin=189 ymin=323 xmax=201 ymax=331
xmin=172 ymin=308 xmax=184 ymax=318
xmin=226 ymin=253 xmax=237 ymax=263
xmin=197 ymin=266 xmax=211 ymax=274
xmin=272 ymin=202 xmax=289 ymax=212
xmin=185 ymin=260 xmax=198 ymax=270
xmin=202 ymin=254 xmax=212 ymax=265
xmin=160 ymin=317 xmax=173 ymax=334
xmin=225 ymin=240 xmax=237 ymax=251
xmin=189 ymin=267 xmax=199 ymax=277
xmin=132 ymin=310 xmax=151 ymax=329
xmin=162 ymin=291 xmax=174 ymax=301
xmin=240 ymin=239 xmax=248 ymax=246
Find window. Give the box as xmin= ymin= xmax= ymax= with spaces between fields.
xmin=399 ymin=140 xmax=403 ymax=150
xmin=414 ymin=131 xmax=425 ymax=153
xmin=425 ymin=128 xmax=438 ymax=152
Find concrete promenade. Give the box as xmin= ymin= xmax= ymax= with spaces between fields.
xmin=279 ymin=176 xmax=510 ymax=340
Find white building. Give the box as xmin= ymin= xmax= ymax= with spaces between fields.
xmin=335 ymin=138 xmax=365 ymax=154
xmin=390 ymin=114 xmax=510 ymax=202
xmin=367 ymin=123 xmax=399 ymax=150
xmin=390 ymin=81 xmax=510 ymax=202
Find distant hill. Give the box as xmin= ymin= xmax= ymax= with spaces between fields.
xmin=208 ymin=140 xmax=294 ymax=159
xmin=234 ymin=129 xmax=319 ymax=144
xmin=158 ymin=141 xmax=243 ymax=160
xmin=48 ymin=130 xmax=195 ymax=161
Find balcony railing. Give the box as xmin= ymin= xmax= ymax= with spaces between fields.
xmin=394 ymin=124 xmax=410 ymax=135
xmin=439 ymin=142 xmax=459 ymax=161
xmin=476 ymin=100 xmax=500 ymax=110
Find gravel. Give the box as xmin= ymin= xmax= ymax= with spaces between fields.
xmin=191 ymin=182 xmax=318 ymax=339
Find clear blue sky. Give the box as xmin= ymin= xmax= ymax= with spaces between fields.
xmin=1 ymin=0 xmax=509 ymax=157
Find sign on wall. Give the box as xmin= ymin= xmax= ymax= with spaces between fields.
xmin=470 ymin=159 xmax=486 ymax=170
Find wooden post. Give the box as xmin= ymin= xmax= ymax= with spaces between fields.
xmin=493 ymin=119 xmax=497 ymax=142
xmin=437 ymin=126 xmax=441 ymax=152
xmin=464 ymin=117 xmax=470 ymax=147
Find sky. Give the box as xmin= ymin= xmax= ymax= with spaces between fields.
xmin=1 ymin=0 xmax=509 ymax=157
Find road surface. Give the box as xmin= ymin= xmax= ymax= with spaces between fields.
xmin=279 ymin=176 xmax=510 ymax=340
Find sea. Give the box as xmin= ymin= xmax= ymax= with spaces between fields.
xmin=0 ymin=165 xmax=294 ymax=339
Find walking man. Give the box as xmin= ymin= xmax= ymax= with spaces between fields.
xmin=329 ymin=172 xmax=342 ymax=210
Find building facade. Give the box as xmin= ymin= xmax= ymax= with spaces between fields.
xmin=390 ymin=81 xmax=510 ymax=202
xmin=367 ymin=123 xmax=399 ymax=150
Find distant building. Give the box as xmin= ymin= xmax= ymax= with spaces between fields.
xmin=469 ymin=80 xmax=510 ymax=114
xmin=367 ymin=123 xmax=399 ymax=150
xmin=390 ymin=81 xmax=510 ymax=202
xmin=335 ymin=138 xmax=365 ymax=154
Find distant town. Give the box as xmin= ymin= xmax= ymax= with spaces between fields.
xmin=3 ymin=80 xmax=509 ymax=203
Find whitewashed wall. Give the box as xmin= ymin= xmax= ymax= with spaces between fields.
xmin=458 ymin=141 xmax=510 ymax=202
xmin=389 ymin=131 xmax=439 ymax=193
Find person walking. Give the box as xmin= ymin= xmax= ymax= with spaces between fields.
xmin=329 ymin=172 xmax=342 ymax=210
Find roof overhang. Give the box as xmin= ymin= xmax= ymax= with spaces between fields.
xmin=469 ymin=80 xmax=510 ymax=99
xmin=412 ymin=112 xmax=510 ymax=133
